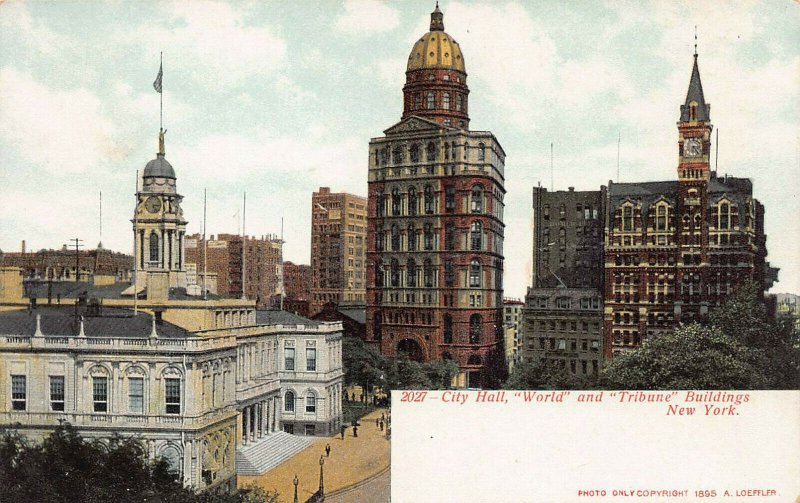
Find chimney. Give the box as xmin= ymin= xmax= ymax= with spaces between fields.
xmin=568 ymin=187 xmax=575 ymax=192
xmin=21 ymin=240 xmax=26 ymax=254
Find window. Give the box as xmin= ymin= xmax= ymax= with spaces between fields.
xmin=11 ymin=375 xmax=26 ymax=411
xmin=456 ymin=94 xmax=463 ymax=112
xmin=376 ymin=224 xmax=384 ymax=251
xmin=165 ymin=378 xmax=181 ymax=414
xmin=444 ymin=260 xmax=454 ymax=287
xmin=149 ymin=232 xmax=159 ymax=262
xmin=407 ymin=259 xmax=417 ymax=287
xmin=424 ymin=185 xmax=434 ymax=213
xmin=408 ymin=187 xmax=417 ymax=216
xmin=469 ymin=314 xmax=482 ymax=344
xmin=306 ymin=348 xmax=317 ymax=371
xmin=622 ymin=206 xmax=634 ymax=231
xmin=477 ymin=143 xmax=486 ymax=161
xmin=129 ymin=377 xmax=144 ymax=414
xmin=444 ymin=314 xmax=453 ymax=343
xmin=391 ymin=259 xmax=400 ymax=287
xmin=306 ymin=393 xmax=316 ymax=413
xmin=443 ymin=93 xmax=450 ymax=110
xmin=556 ymin=297 xmax=571 ymax=309
xmin=445 ymin=186 xmax=455 ymax=212
xmin=380 ymin=147 xmax=388 ymax=166
xmin=445 ymin=224 xmax=455 ymax=251
xmin=93 ymin=376 xmax=108 ymax=413
xmin=409 ymin=144 xmax=420 ymax=163
xmin=656 ymin=205 xmax=668 ymax=231
xmin=470 ymin=221 xmax=483 ymax=250
xmin=50 ymin=375 xmax=65 ymax=412
xmin=471 ymin=185 xmax=483 ymax=213
xmin=719 ymin=202 xmax=731 ymax=230
xmin=391 ymin=225 xmax=401 ymax=251
xmin=392 ymin=146 xmax=404 ymax=164
xmin=426 ymin=92 xmax=435 ymax=109
xmin=424 ymin=223 xmax=434 ymax=250
xmin=407 ymin=223 xmax=416 ymax=251
xmin=392 ymin=188 xmax=401 ymax=216
xmin=426 ymin=142 xmax=436 ymax=162
xmin=469 ymin=259 xmax=481 ymax=287
xmin=543 ymin=204 xmax=550 ymax=220
xmin=285 ymin=391 xmax=295 ymax=412
xmin=285 ymin=347 xmax=296 ymax=370
xmin=420 ymin=259 xmax=432 ymax=289
xmin=376 ymin=191 xmax=384 ymax=217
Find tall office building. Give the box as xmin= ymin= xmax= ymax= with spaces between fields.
xmin=365 ymin=5 xmax=506 ymax=388
xmin=309 ymin=187 xmax=367 ymax=316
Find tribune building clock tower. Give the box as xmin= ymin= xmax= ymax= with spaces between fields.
xmin=132 ymin=129 xmax=188 ymax=289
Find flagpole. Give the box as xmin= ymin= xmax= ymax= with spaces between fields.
xmin=160 ymin=52 xmax=163 ymax=130
xmin=203 ymin=188 xmax=208 ymax=301
xmin=134 ymin=170 xmax=139 ymax=316
xmin=241 ymin=192 xmax=247 ymax=301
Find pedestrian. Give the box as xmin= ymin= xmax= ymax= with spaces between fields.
xmin=325 ymin=443 xmax=331 ymax=457
xmin=340 ymin=425 xmax=346 ymax=440
xmin=381 ymin=412 xmax=385 ymax=422
xmin=380 ymin=419 xmax=384 ymax=431
xmin=375 ymin=418 xmax=379 ymax=427
xmin=353 ymin=425 xmax=358 ymax=437
xmin=360 ymin=393 xmax=364 ymax=403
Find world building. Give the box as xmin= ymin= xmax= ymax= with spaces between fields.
xmin=365 ymin=5 xmax=506 ymax=388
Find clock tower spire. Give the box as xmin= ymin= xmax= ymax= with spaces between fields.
xmin=677 ymin=50 xmax=712 ymax=182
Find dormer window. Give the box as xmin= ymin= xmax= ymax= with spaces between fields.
xmin=689 ymin=102 xmax=698 ymax=121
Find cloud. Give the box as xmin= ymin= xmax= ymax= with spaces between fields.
xmin=335 ymin=0 xmax=400 ymax=35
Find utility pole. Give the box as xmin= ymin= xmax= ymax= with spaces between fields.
xmin=67 ymin=238 xmax=84 ymax=282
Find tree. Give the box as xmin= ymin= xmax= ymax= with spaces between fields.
xmin=0 ymin=422 xmax=280 ymax=503
xmin=601 ymin=324 xmax=769 ymax=389
xmin=503 ymin=359 xmax=597 ymax=390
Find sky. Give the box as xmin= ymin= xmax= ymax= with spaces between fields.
xmin=1 ymin=0 xmax=798 ymax=299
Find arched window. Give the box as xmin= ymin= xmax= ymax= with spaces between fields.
xmin=409 ymin=144 xmax=420 ymax=163
xmin=407 ymin=259 xmax=417 ymax=287
xmin=424 ymin=185 xmax=434 ymax=213
xmin=149 ymin=232 xmax=159 ymax=262
xmin=391 ymin=224 xmax=400 ymax=251
xmin=442 ymin=93 xmax=450 ymax=110
xmin=656 ymin=204 xmax=668 ymax=231
xmin=408 ymin=187 xmax=417 ymax=216
xmin=161 ymin=445 xmax=182 ymax=479
xmin=376 ymin=224 xmax=384 ymax=251
xmin=719 ymin=202 xmax=731 ymax=230
xmin=407 ymin=223 xmax=416 ymax=251
xmin=470 ymin=221 xmax=483 ymax=251
xmin=306 ymin=392 xmax=316 ymax=413
xmin=456 ymin=94 xmax=463 ymax=112
xmin=426 ymin=92 xmax=435 ymax=109
xmin=444 ymin=260 xmax=454 ymax=287
xmin=376 ymin=191 xmax=385 ymax=217
xmin=426 ymin=142 xmax=436 ymax=162
xmin=392 ymin=145 xmax=404 ymax=164
xmin=469 ymin=314 xmax=482 ymax=344
xmin=374 ymin=312 xmax=382 ymax=341
xmin=391 ymin=259 xmax=400 ymax=287
xmin=469 ymin=259 xmax=481 ymax=287
xmin=445 ymin=224 xmax=455 ymax=251
xmin=424 ymin=223 xmax=434 ymax=250
xmin=285 ymin=391 xmax=295 ymax=412
xmin=478 ymin=143 xmax=486 ymax=161
xmin=424 ymin=259 xmax=434 ymax=287
xmin=392 ymin=188 xmax=401 ymax=216
xmin=443 ymin=314 xmax=453 ymax=343
xmin=375 ymin=260 xmax=384 ymax=287
xmin=471 ymin=185 xmax=483 ymax=213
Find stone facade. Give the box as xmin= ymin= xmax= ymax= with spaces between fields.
xmin=309 ymin=188 xmax=367 ymax=316
xmin=365 ymin=6 xmax=506 ymax=388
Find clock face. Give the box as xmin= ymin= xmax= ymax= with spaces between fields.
xmin=145 ymin=196 xmax=162 ymax=213
xmin=685 ymin=138 xmax=701 ymax=157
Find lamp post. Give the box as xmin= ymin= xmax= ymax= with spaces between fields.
xmin=319 ymin=455 xmax=325 ymax=496
xmin=293 ymin=475 xmax=298 ymax=503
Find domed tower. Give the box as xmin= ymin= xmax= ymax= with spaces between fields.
xmin=366 ymin=4 xmax=506 ymax=389
xmin=132 ymin=128 xmax=188 ymax=289
xmin=402 ymin=3 xmax=470 ymax=129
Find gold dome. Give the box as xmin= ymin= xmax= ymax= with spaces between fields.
xmin=406 ymin=31 xmax=465 ymax=72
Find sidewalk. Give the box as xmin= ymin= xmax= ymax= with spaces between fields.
xmin=238 ymin=407 xmax=390 ymax=502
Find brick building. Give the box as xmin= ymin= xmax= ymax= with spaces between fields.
xmin=365 ymin=5 xmax=506 ymax=388
xmin=185 ymin=233 xmax=282 ymax=309
xmin=282 ymin=261 xmax=312 ymax=316
xmin=0 ymin=245 xmax=132 ymax=285
xmin=309 ymin=188 xmax=367 ymax=316
xmin=603 ymin=52 xmax=778 ymax=359
xmin=521 ymin=186 xmax=605 ymax=375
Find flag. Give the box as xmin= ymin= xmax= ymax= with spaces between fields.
xmin=153 ymin=63 xmax=163 ymax=93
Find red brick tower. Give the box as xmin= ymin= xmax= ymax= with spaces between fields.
xmin=366 ymin=5 xmax=506 ymax=388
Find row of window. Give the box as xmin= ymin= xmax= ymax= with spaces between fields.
xmin=376 ymin=220 xmax=487 ymax=252
xmin=375 ymin=141 xmax=485 ymax=166
xmin=375 ymin=258 xmax=487 ymax=288
xmin=10 ymin=375 xmax=180 ymax=415
xmin=283 ymin=390 xmax=316 ymax=414
xmin=534 ymin=337 xmax=601 ymax=352
xmin=372 ymin=313 xmax=484 ymax=344
xmin=616 ymin=201 xmax=740 ymax=232
xmin=376 ymin=184 xmax=485 ymax=217
xmin=410 ymin=91 xmax=466 ymax=113
xmin=284 ymin=347 xmax=317 ymax=371
xmin=529 ymin=297 xmax=601 ymax=310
